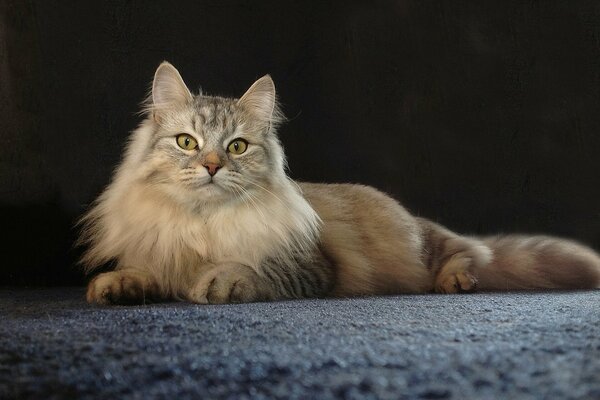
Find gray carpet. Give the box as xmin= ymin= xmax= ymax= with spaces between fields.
xmin=1 ymin=288 xmax=598 ymax=399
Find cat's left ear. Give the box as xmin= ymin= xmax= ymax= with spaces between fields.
xmin=238 ymin=75 xmax=282 ymax=130
xmin=151 ymin=61 xmax=193 ymax=122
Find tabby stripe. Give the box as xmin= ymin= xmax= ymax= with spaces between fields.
xmin=261 ymin=266 xmax=290 ymax=297
xmin=302 ymin=266 xmax=320 ymax=293
xmin=297 ymin=268 xmax=316 ymax=297
xmin=269 ymin=264 xmax=301 ymax=298
xmin=295 ymin=269 xmax=310 ymax=298
xmin=289 ymin=268 xmax=306 ymax=298
xmin=279 ymin=267 xmax=302 ymax=298
xmin=260 ymin=252 xmax=333 ymax=299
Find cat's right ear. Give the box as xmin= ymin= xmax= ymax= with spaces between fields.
xmin=151 ymin=61 xmax=193 ymax=122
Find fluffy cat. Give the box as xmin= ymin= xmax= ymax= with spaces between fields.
xmin=79 ymin=61 xmax=600 ymax=305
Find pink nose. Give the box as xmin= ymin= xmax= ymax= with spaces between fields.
xmin=203 ymin=163 xmax=221 ymax=176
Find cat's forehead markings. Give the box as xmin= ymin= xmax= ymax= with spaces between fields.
xmin=198 ymin=105 xmax=216 ymax=128
xmin=192 ymin=115 xmax=204 ymax=135
xmin=224 ymin=124 xmax=243 ymax=143
xmin=197 ymin=102 xmax=232 ymax=132
xmin=223 ymin=112 xmax=236 ymax=132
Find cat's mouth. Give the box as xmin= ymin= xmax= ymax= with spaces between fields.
xmin=180 ymin=172 xmax=230 ymax=198
xmin=196 ymin=176 xmax=225 ymax=192
xmin=206 ymin=176 xmax=221 ymax=186
xmin=190 ymin=174 xmax=217 ymax=187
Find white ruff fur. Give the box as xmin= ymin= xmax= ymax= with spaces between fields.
xmin=80 ymin=121 xmax=320 ymax=299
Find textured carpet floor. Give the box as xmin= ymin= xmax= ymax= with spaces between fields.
xmin=0 ymin=288 xmax=598 ymax=399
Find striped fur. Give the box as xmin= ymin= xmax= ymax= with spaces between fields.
xmin=80 ymin=62 xmax=600 ymax=305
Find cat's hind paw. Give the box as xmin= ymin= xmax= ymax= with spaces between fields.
xmin=435 ymin=271 xmax=478 ymax=294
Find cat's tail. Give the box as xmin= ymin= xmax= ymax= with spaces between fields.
xmin=475 ymin=235 xmax=600 ymax=290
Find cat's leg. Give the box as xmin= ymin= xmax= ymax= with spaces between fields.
xmin=188 ymin=250 xmax=334 ymax=304
xmin=187 ymin=263 xmax=276 ymax=304
xmin=86 ymin=269 xmax=160 ymax=305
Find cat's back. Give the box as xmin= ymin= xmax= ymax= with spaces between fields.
xmin=297 ymin=182 xmax=411 ymax=219
xmin=297 ymin=182 xmax=420 ymax=242
xmin=299 ymin=182 xmax=396 ymax=209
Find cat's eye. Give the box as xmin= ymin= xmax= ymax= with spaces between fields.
xmin=176 ymin=134 xmax=198 ymax=151
xmin=227 ymin=139 xmax=248 ymax=155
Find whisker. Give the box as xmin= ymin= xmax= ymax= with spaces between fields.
xmin=236 ymin=185 xmax=268 ymax=223
xmin=229 ymin=185 xmax=245 ymax=206
xmin=243 ymin=177 xmax=286 ymax=205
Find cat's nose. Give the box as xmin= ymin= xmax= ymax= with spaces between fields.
xmin=203 ymin=163 xmax=221 ymax=176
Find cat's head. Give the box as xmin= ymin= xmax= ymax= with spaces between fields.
xmin=128 ymin=61 xmax=286 ymax=209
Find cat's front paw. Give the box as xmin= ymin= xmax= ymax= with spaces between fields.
xmin=188 ymin=263 xmax=273 ymax=304
xmin=86 ymin=270 xmax=157 ymax=305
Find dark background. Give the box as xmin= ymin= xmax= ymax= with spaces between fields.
xmin=2 ymin=0 xmax=599 ymax=286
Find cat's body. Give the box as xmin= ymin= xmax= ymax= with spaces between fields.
xmin=80 ymin=62 xmax=600 ymax=305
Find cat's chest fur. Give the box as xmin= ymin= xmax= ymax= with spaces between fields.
xmin=112 ymin=182 xmax=318 ymax=273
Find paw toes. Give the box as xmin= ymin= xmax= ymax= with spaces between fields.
xmin=189 ymin=266 xmax=264 ymax=304
xmin=438 ymin=276 xmax=459 ymax=294
xmin=206 ymin=278 xmax=231 ymax=304
xmin=456 ymin=272 xmax=477 ymax=292
xmin=229 ymin=281 xmax=254 ymax=303
xmin=86 ymin=272 xmax=151 ymax=305
xmin=436 ymin=272 xmax=477 ymax=294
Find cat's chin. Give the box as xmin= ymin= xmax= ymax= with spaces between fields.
xmin=161 ymin=182 xmax=232 ymax=209
xmin=193 ymin=182 xmax=227 ymax=199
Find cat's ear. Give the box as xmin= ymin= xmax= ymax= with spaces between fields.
xmin=238 ymin=75 xmax=282 ymax=129
xmin=151 ymin=62 xmax=193 ymax=121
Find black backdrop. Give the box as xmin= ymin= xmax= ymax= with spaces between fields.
xmin=2 ymin=0 xmax=600 ymax=286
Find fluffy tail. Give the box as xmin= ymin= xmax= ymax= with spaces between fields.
xmin=475 ymin=235 xmax=600 ymax=290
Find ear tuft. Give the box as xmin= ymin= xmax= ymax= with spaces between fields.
xmin=151 ymin=61 xmax=193 ymax=110
xmin=238 ymin=75 xmax=283 ymax=130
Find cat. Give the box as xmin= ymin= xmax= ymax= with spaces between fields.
xmin=79 ymin=61 xmax=600 ymax=305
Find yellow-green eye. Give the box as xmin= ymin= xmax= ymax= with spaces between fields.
xmin=227 ymin=139 xmax=248 ymax=155
xmin=176 ymin=134 xmax=198 ymax=150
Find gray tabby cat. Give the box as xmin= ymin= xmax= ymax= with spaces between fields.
xmin=79 ymin=62 xmax=600 ymax=305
